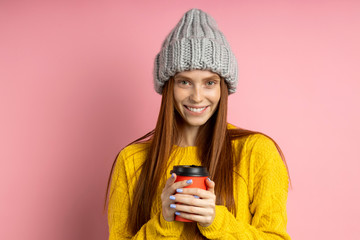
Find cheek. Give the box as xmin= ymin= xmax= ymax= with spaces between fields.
xmin=173 ymin=89 xmax=184 ymax=107
xmin=209 ymin=88 xmax=221 ymax=104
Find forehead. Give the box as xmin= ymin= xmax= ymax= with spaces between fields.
xmin=174 ymin=70 xmax=220 ymax=79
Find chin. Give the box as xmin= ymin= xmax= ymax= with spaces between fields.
xmin=185 ymin=118 xmax=209 ymax=127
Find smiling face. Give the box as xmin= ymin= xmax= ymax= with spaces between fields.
xmin=173 ymin=70 xmax=221 ymax=131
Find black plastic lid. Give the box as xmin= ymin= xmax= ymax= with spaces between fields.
xmin=170 ymin=165 xmax=209 ymax=177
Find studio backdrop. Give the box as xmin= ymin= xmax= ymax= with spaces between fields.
xmin=1 ymin=1 xmax=359 ymax=239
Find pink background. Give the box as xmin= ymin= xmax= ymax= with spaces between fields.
xmin=1 ymin=0 xmax=359 ymax=239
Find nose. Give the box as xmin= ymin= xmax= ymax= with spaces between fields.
xmin=189 ymin=86 xmax=203 ymax=103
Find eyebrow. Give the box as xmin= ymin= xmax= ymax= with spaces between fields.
xmin=174 ymin=74 xmax=220 ymax=80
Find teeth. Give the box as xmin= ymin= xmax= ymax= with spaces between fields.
xmin=187 ymin=106 xmax=206 ymax=112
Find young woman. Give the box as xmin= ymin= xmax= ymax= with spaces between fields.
xmin=106 ymin=9 xmax=291 ymax=240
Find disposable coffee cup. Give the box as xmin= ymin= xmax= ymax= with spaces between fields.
xmin=170 ymin=165 xmax=209 ymax=222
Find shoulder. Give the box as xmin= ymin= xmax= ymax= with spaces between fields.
xmin=109 ymin=142 xmax=151 ymax=195
xmin=228 ymin=123 xmax=284 ymax=169
xmin=119 ymin=142 xmax=151 ymax=160
xmin=244 ymin=134 xmax=279 ymax=158
xmin=243 ymin=134 xmax=288 ymax=184
xmin=115 ymin=142 xmax=151 ymax=175
xmin=227 ymin=123 xmax=289 ymax=188
xmin=227 ymin=123 xmax=279 ymax=156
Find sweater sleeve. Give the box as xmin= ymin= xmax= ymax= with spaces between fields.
xmin=108 ymin=149 xmax=185 ymax=240
xmin=198 ymin=135 xmax=291 ymax=239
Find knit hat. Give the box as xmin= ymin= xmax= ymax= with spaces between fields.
xmin=153 ymin=8 xmax=238 ymax=94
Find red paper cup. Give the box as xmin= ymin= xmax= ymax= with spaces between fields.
xmin=170 ymin=165 xmax=209 ymax=222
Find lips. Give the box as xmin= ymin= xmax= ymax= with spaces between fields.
xmin=185 ymin=105 xmax=208 ymax=113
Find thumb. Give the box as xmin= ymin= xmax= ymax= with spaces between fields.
xmin=206 ymin=177 xmax=215 ymax=194
xmin=165 ymin=173 xmax=177 ymax=189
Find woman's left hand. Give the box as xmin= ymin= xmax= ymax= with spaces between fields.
xmin=169 ymin=178 xmax=216 ymax=227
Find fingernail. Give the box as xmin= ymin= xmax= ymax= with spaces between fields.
xmin=175 ymin=212 xmax=181 ymax=216
xmin=176 ymin=188 xmax=183 ymax=193
xmin=207 ymin=177 xmax=211 ymax=181
xmin=170 ymin=204 xmax=176 ymax=209
xmin=169 ymin=195 xmax=176 ymax=200
xmin=194 ymin=195 xmax=200 ymax=199
xmin=171 ymin=173 xmax=175 ymax=178
xmin=186 ymin=179 xmax=193 ymax=184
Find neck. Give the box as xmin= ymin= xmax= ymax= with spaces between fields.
xmin=178 ymin=125 xmax=200 ymax=147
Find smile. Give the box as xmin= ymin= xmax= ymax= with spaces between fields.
xmin=185 ymin=106 xmax=208 ymax=113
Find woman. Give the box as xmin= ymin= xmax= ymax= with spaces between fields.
xmin=106 ymin=9 xmax=291 ymax=239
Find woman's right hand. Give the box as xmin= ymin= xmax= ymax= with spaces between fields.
xmin=161 ymin=173 xmax=193 ymax=222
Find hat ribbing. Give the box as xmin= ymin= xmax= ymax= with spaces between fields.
xmin=153 ymin=8 xmax=238 ymax=94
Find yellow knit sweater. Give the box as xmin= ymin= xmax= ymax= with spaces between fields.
xmin=108 ymin=127 xmax=290 ymax=239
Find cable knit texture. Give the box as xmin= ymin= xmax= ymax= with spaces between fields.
xmin=153 ymin=8 xmax=238 ymax=94
xmin=108 ymin=125 xmax=291 ymax=239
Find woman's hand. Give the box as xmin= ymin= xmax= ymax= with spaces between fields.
xmin=161 ymin=173 xmax=194 ymax=222
xmin=169 ymin=178 xmax=216 ymax=227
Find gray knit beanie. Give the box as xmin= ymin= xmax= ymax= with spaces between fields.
xmin=153 ymin=8 xmax=238 ymax=94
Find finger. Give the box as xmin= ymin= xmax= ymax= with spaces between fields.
xmin=170 ymin=179 xmax=194 ymax=193
xmin=206 ymin=177 xmax=215 ymax=194
xmin=174 ymin=212 xmax=213 ymax=227
xmin=161 ymin=173 xmax=177 ymax=204
xmin=179 ymin=188 xmax=214 ymax=200
xmin=170 ymin=195 xmax=209 ymax=208
xmin=163 ymin=178 xmax=194 ymax=200
xmin=169 ymin=193 xmax=202 ymax=205
xmin=162 ymin=200 xmax=177 ymax=222
xmin=173 ymin=193 xmax=194 ymax=198
xmin=171 ymin=203 xmax=213 ymax=216
xmin=164 ymin=173 xmax=177 ymax=190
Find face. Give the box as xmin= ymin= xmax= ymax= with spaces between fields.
xmin=173 ymin=70 xmax=221 ymax=130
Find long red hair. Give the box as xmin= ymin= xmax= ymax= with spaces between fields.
xmin=104 ymin=77 xmax=290 ymax=236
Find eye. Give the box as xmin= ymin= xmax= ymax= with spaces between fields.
xmin=177 ymin=80 xmax=190 ymax=85
xmin=206 ymin=80 xmax=218 ymax=86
